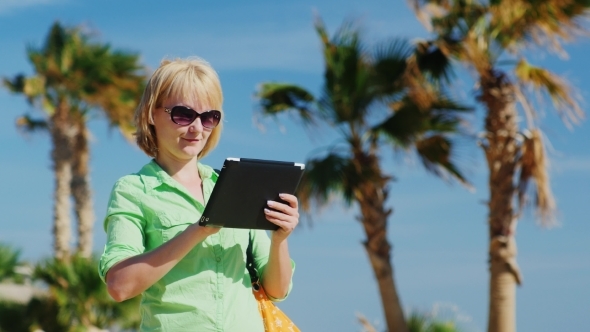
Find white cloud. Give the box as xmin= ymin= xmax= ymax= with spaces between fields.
xmin=0 ymin=0 xmax=64 ymax=14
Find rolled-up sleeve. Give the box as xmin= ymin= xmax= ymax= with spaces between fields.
xmin=98 ymin=179 xmax=146 ymax=282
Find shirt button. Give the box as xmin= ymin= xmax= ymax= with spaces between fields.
xmin=218 ymin=294 xmax=223 ymax=299
xmin=216 ymin=257 xmax=221 ymax=262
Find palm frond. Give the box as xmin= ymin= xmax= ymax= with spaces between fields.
xmin=83 ymin=50 xmax=145 ymax=141
xmin=34 ymin=255 xmax=141 ymax=329
xmin=373 ymin=96 xmax=471 ymax=148
xmin=11 ymin=21 xmax=146 ymax=145
xmin=428 ymin=0 xmax=488 ymax=36
xmin=408 ymin=0 xmax=455 ymax=31
xmin=428 ymin=97 xmax=472 ymax=135
xmin=372 ymin=38 xmax=413 ymax=94
xmin=2 ymin=75 xmax=26 ymax=93
xmin=16 ymin=115 xmax=49 ymax=133
xmin=489 ymin=0 xmax=590 ymax=52
xmin=296 ymin=152 xmax=356 ymax=211
xmin=369 ymin=38 xmax=416 ymax=110
xmin=255 ymin=82 xmax=316 ymax=127
xmin=374 ymin=102 xmax=426 ymax=147
xmin=514 ymin=59 xmax=584 ymax=128
xmin=407 ymin=310 xmax=462 ymax=332
xmin=3 ymin=75 xmax=49 ymax=108
xmin=415 ymin=135 xmax=469 ymax=184
xmin=414 ymin=40 xmax=455 ymax=83
xmin=357 ymin=312 xmax=378 ymax=332
xmin=0 ymin=243 xmax=22 ymax=283
xmin=255 ymin=13 xmax=473 ymax=217
xmin=315 ymin=17 xmax=375 ymax=124
xmin=22 ymin=76 xmax=46 ymax=100
xmin=517 ymin=129 xmax=557 ymax=227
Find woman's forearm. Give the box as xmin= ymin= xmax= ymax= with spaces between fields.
xmin=261 ymin=238 xmax=292 ymax=299
xmin=105 ymin=224 xmax=218 ymax=302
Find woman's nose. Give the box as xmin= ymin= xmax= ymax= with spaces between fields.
xmin=188 ymin=118 xmax=204 ymax=132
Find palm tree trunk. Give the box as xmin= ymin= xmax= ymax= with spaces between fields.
xmin=480 ymin=71 xmax=522 ymax=332
xmin=51 ymin=102 xmax=73 ymax=261
xmin=354 ymin=150 xmax=408 ymax=332
xmin=71 ymin=118 xmax=94 ymax=258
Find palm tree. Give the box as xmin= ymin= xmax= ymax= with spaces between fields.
xmin=255 ymin=18 xmax=471 ymax=332
xmin=32 ymin=255 xmax=141 ymax=331
xmin=3 ymin=22 xmax=145 ymax=260
xmin=408 ymin=1 xmax=588 ymax=331
xmin=0 ymin=243 xmax=23 ymax=283
xmin=407 ymin=312 xmax=462 ymax=332
xmin=358 ymin=311 xmax=462 ymax=332
xmin=0 ymin=254 xmax=140 ymax=331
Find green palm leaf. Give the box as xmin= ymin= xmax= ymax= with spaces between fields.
xmin=407 ymin=311 xmax=461 ymax=332
xmin=297 ymin=151 xmax=357 ymax=211
xmin=15 ymin=115 xmax=49 ymax=133
xmin=0 ymin=243 xmax=22 ymax=283
xmin=256 ymin=82 xmax=316 ymax=126
xmin=373 ymin=96 xmax=470 ymax=146
xmin=316 ymin=18 xmax=375 ymax=124
xmin=374 ymin=101 xmax=427 ymax=147
xmin=414 ymin=40 xmax=454 ymax=83
xmin=2 ymin=74 xmax=25 ymax=93
xmin=371 ymin=38 xmax=413 ymax=97
xmin=416 ymin=135 xmax=467 ymax=184
xmin=34 ymin=255 xmax=140 ymax=330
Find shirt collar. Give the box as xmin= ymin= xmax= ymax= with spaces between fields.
xmin=139 ymin=159 xmax=214 ymax=193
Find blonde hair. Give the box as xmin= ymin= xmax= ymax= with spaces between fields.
xmin=135 ymin=57 xmax=224 ymax=158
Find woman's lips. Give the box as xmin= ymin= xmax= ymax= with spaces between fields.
xmin=182 ymin=137 xmax=200 ymax=142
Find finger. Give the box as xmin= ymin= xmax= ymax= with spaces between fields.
xmin=267 ymin=200 xmax=296 ymax=215
xmin=264 ymin=209 xmax=299 ymax=226
xmin=264 ymin=208 xmax=296 ymax=221
xmin=279 ymin=193 xmax=298 ymax=208
xmin=264 ymin=212 xmax=296 ymax=232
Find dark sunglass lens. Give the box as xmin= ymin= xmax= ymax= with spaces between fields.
xmin=171 ymin=106 xmax=196 ymax=125
xmin=201 ymin=111 xmax=221 ymax=128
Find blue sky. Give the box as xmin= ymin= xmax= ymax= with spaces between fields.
xmin=1 ymin=1 xmax=589 ymax=331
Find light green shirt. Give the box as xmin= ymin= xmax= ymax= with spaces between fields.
xmin=98 ymin=160 xmax=294 ymax=332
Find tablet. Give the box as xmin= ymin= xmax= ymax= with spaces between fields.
xmin=198 ymin=158 xmax=305 ymax=230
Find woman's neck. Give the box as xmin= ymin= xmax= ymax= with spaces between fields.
xmin=154 ymin=154 xmax=201 ymax=184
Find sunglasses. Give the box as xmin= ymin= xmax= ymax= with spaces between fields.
xmin=164 ymin=106 xmax=221 ymax=129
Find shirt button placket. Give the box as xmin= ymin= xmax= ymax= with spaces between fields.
xmin=212 ymin=233 xmax=224 ymax=332
xmin=216 ymin=256 xmax=224 ymax=301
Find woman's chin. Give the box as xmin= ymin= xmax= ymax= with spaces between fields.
xmin=178 ymin=147 xmax=203 ymax=159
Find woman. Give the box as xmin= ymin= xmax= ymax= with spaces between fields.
xmin=98 ymin=57 xmax=298 ymax=331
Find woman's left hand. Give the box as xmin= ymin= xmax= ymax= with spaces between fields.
xmin=265 ymin=193 xmax=299 ymax=242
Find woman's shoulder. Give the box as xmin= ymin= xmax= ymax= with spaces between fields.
xmin=106 ymin=175 xmax=143 ymax=201
xmin=113 ymin=173 xmax=142 ymax=187
xmin=111 ymin=161 xmax=157 ymax=191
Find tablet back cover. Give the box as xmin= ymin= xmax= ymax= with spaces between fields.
xmin=199 ymin=158 xmax=304 ymax=230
